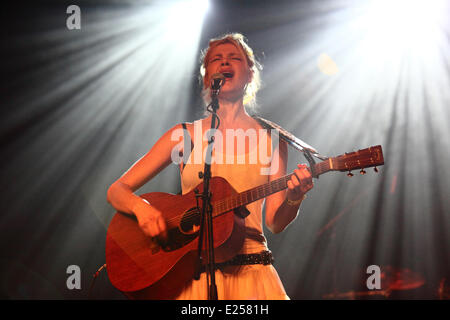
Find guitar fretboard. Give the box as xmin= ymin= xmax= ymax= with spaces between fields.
xmin=212 ymin=160 xmax=331 ymax=215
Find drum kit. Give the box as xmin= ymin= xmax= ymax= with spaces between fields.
xmin=323 ymin=266 xmax=450 ymax=299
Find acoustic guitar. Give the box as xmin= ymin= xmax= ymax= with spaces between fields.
xmin=105 ymin=145 xmax=384 ymax=299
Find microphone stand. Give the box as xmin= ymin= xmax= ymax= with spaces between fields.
xmin=193 ymin=77 xmax=223 ymax=300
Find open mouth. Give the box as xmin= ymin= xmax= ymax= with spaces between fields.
xmin=222 ymin=72 xmax=234 ymax=79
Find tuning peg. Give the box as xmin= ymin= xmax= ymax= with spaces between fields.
xmin=374 ymin=167 xmax=379 ymax=173
xmin=360 ymin=169 xmax=366 ymax=175
xmin=347 ymin=171 xmax=354 ymax=177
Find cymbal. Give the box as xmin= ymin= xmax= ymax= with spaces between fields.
xmin=380 ymin=266 xmax=425 ymax=291
xmin=323 ymin=290 xmax=391 ymax=299
xmin=324 ymin=266 xmax=425 ymax=299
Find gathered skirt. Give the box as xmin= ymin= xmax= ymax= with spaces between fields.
xmin=175 ymin=264 xmax=289 ymax=300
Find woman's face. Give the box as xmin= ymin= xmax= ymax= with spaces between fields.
xmin=204 ymin=42 xmax=252 ymax=100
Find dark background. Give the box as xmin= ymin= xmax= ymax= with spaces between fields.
xmin=1 ymin=0 xmax=449 ymax=299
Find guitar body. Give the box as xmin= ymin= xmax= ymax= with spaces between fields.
xmin=105 ymin=176 xmax=247 ymax=299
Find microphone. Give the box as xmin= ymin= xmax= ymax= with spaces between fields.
xmin=210 ymin=73 xmax=225 ymax=92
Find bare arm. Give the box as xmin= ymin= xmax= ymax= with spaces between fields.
xmin=107 ymin=123 xmax=185 ymax=238
xmin=265 ymin=139 xmax=313 ymax=234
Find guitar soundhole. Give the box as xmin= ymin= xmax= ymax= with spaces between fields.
xmin=159 ymin=208 xmax=201 ymax=252
xmin=179 ymin=207 xmax=201 ymax=235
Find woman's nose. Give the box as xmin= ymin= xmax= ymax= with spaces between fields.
xmin=221 ymin=59 xmax=230 ymax=66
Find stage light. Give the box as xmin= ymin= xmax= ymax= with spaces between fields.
xmin=357 ymin=0 xmax=447 ymax=57
xmin=167 ymin=0 xmax=210 ymax=37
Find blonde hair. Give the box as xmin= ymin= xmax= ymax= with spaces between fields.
xmin=199 ymin=33 xmax=262 ymax=114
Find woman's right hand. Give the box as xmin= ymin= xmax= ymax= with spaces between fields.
xmin=133 ymin=198 xmax=168 ymax=241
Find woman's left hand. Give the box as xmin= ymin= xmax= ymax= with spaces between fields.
xmin=286 ymin=163 xmax=313 ymax=200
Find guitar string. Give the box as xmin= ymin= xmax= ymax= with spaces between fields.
xmin=137 ymin=151 xmax=378 ymax=231
xmin=166 ymin=154 xmax=376 ymax=225
xmin=161 ymin=153 xmax=385 ymax=227
xmin=162 ymin=159 xmax=339 ymax=226
xmin=162 ymin=174 xmax=293 ymax=226
xmin=164 ymin=157 xmax=347 ymax=226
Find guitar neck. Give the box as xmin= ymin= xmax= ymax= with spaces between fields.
xmin=212 ymin=144 xmax=384 ymax=216
xmin=213 ymin=160 xmax=331 ymax=215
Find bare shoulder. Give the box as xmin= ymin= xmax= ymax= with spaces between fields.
xmin=160 ymin=121 xmax=196 ymax=143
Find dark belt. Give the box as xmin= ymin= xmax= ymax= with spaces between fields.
xmin=200 ymin=250 xmax=274 ymax=273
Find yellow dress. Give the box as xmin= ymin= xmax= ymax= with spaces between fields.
xmin=175 ymin=120 xmax=289 ymax=300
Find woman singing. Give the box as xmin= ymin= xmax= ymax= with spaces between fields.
xmin=107 ymin=33 xmax=313 ymax=299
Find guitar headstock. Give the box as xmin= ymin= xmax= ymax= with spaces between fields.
xmin=330 ymin=145 xmax=384 ymax=174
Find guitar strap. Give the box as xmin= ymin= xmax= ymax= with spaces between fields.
xmin=252 ymin=115 xmax=328 ymax=161
xmin=181 ymin=123 xmax=194 ymax=173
